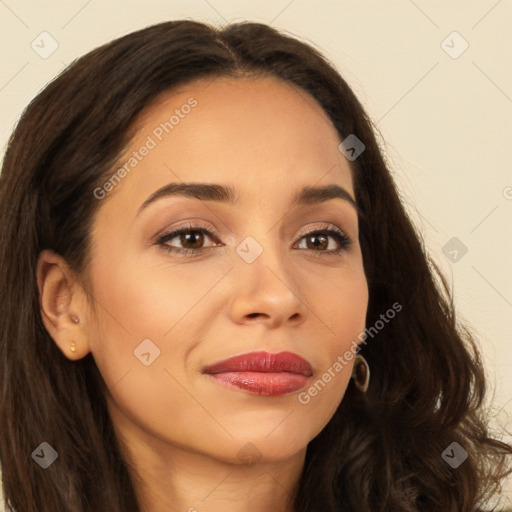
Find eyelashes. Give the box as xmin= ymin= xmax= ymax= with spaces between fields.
xmin=155 ymin=222 xmax=353 ymax=258
xmin=156 ymin=224 xmax=219 ymax=257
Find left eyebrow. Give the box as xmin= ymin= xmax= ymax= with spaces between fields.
xmin=136 ymin=182 xmax=359 ymax=217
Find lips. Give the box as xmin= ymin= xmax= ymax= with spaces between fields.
xmin=202 ymin=351 xmax=313 ymax=396
xmin=202 ymin=351 xmax=313 ymax=376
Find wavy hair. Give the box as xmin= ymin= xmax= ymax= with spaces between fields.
xmin=0 ymin=19 xmax=511 ymax=512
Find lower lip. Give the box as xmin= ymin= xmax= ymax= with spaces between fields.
xmin=206 ymin=372 xmax=311 ymax=396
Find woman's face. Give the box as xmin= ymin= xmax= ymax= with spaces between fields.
xmin=84 ymin=75 xmax=368 ymax=463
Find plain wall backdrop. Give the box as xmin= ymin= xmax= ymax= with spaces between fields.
xmin=0 ymin=0 xmax=511 ymax=507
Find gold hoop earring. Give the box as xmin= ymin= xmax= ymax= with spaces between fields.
xmin=70 ymin=342 xmax=77 ymax=353
xmin=351 ymin=354 xmax=370 ymax=393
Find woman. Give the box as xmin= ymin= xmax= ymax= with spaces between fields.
xmin=0 ymin=19 xmax=510 ymax=512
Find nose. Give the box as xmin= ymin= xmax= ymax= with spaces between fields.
xmin=227 ymin=235 xmax=309 ymax=329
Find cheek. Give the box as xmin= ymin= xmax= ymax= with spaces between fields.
xmin=317 ymin=261 xmax=368 ymax=343
xmin=85 ymin=250 xmax=228 ymax=399
xmin=89 ymin=261 xmax=177 ymax=334
xmin=97 ymin=250 xmax=234 ymax=332
xmin=83 ymin=254 xmax=178 ymax=392
xmin=336 ymin=270 xmax=368 ymax=338
xmin=85 ymin=258 xmax=204 ymax=444
xmin=304 ymin=265 xmax=368 ymax=402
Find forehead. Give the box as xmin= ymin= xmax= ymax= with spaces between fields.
xmin=99 ymin=75 xmax=354 ymax=213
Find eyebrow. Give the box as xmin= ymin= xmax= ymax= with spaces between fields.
xmin=136 ymin=182 xmax=358 ymax=217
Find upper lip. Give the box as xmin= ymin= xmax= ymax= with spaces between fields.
xmin=202 ymin=351 xmax=313 ymax=377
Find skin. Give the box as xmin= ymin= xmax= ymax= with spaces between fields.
xmin=37 ymin=75 xmax=369 ymax=511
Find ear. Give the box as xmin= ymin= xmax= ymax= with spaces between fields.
xmin=36 ymin=249 xmax=92 ymax=360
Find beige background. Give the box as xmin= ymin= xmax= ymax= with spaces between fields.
xmin=1 ymin=0 xmax=511 ymax=508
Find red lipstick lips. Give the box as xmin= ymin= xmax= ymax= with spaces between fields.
xmin=202 ymin=351 xmax=313 ymax=396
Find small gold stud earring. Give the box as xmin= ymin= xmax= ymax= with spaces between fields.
xmin=70 ymin=342 xmax=77 ymax=353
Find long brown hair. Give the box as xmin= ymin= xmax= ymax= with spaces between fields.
xmin=0 ymin=20 xmax=510 ymax=512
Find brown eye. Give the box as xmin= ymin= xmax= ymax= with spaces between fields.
xmin=295 ymin=226 xmax=352 ymax=255
xmin=304 ymin=233 xmax=329 ymax=251
xmin=156 ymin=225 xmax=217 ymax=256
xmin=176 ymin=230 xmax=205 ymax=250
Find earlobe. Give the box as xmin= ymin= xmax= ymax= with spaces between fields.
xmin=36 ymin=249 xmax=91 ymax=360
